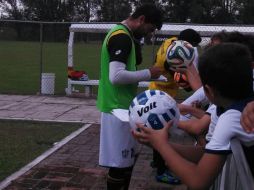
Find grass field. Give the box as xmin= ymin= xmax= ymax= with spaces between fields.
xmin=0 ymin=40 xmax=192 ymax=99
xmin=0 ymin=120 xmax=82 ymax=181
xmin=0 ymin=40 xmax=158 ymax=95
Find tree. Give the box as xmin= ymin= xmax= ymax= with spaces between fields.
xmin=0 ymin=0 xmax=24 ymax=19
xmin=237 ymin=0 xmax=254 ymax=24
xmin=20 ymin=0 xmax=74 ymax=21
xmin=96 ymin=0 xmax=132 ymax=22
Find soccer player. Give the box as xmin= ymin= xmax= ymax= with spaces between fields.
xmin=133 ymin=43 xmax=254 ymax=189
xmin=96 ymin=4 xmax=163 ymax=190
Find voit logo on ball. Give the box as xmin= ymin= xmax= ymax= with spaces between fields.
xmin=137 ymin=101 xmax=157 ymax=117
xmin=129 ymin=90 xmax=180 ymax=130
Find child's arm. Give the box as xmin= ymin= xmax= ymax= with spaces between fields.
xmin=178 ymin=104 xmax=206 ymax=119
xmin=173 ymin=64 xmax=202 ymax=91
xmin=177 ymin=113 xmax=211 ymax=136
xmin=133 ymin=123 xmax=226 ymax=190
xmin=185 ymin=64 xmax=202 ymax=91
xmin=241 ymin=101 xmax=254 ymax=133
xmin=159 ymin=143 xmax=226 ymax=189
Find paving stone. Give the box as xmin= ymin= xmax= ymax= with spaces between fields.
xmin=34 ymin=180 xmax=52 ymax=189
xmin=32 ymin=171 xmax=49 ymax=179
xmin=68 ymin=173 xmax=86 ymax=185
xmin=0 ymin=95 xmax=187 ymax=190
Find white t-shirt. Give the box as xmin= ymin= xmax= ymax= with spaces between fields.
xmin=205 ymin=104 xmax=218 ymax=142
xmin=180 ymin=87 xmax=209 ymax=121
xmin=181 ymin=87 xmax=208 ymax=105
xmin=205 ymin=101 xmax=254 ymax=154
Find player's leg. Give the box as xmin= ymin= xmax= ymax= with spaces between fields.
xmin=154 ymin=150 xmax=181 ymax=185
xmin=107 ymin=166 xmax=133 ymax=190
xmin=99 ymin=113 xmax=137 ymax=189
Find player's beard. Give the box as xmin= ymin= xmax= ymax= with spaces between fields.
xmin=133 ymin=25 xmax=148 ymax=40
xmin=133 ymin=30 xmax=143 ymax=40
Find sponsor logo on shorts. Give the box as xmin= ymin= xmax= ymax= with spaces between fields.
xmin=122 ymin=149 xmax=129 ymax=158
xmin=131 ymin=148 xmax=135 ymax=158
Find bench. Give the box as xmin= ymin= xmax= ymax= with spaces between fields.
xmin=65 ymin=79 xmax=150 ymax=97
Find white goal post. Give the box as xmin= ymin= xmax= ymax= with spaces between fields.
xmin=65 ymin=23 xmax=254 ymax=96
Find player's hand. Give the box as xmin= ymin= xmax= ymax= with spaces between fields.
xmin=149 ymin=66 xmax=162 ymax=79
xmin=240 ymin=101 xmax=254 ymax=133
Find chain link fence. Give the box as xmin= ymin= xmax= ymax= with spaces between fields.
xmin=0 ymin=20 xmax=254 ymax=95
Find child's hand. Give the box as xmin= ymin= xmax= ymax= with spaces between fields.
xmin=178 ymin=104 xmax=190 ymax=115
xmin=241 ymin=101 xmax=254 ymax=133
xmin=132 ymin=121 xmax=173 ymax=149
xmin=191 ymin=100 xmax=202 ymax=108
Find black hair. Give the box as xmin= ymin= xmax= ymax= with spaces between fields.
xmin=225 ymin=31 xmax=254 ymax=60
xmin=211 ymin=30 xmax=228 ymax=43
xmin=131 ymin=4 xmax=163 ymax=30
xmin=178 ymin=29 xmax=201 ymax=47
xmin=198 ymin=43 xmax=253 ymax=100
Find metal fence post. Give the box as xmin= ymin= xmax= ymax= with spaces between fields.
xmin=39 ymin=22 xmax=43 ymax=94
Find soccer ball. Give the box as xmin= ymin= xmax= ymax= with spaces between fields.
xmin=129 ymin=90 xmax=180 ymax=130
xmin=173 ymin=72 xmax=191 ymax=89
xmin=166 ymin=40 xmax=195 ymax=70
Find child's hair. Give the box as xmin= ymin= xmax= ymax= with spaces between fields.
xmin=210 ymin=30 xmax=228 ymax=43
xmin=198 ymin=43 xmax=253 ymax=100
xmin=178 ymin=29 xmax=201 ymax=47
xmin=225 ymin=31 xmax=254 ymax=59
xmin=131 ymin=4 xmax=163 ymax=30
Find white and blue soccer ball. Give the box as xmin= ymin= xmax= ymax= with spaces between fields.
xmin=166 ymin=40 xmax=195 ymax=70
xmin=129 ymin=89 xmax=180 ymax=130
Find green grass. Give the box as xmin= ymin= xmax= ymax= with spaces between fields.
xmin=0 ymin=40 xmax=191 ymax=99
xmin=0 ymin=120 xmax=82 ymax=181
xmin=0 ymin=41 xmax=159 ymax=95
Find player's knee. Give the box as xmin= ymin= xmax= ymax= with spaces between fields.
xmin=108 ymin=167 xmax=133 ymax=179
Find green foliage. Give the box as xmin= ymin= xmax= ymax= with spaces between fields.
xmin=2 ymin=0 xmax=254 ymax=24
xmin=97 ymin=0 xmax=132 ymax=22
xmin=0 ymin=120 xmax=82 ymax=181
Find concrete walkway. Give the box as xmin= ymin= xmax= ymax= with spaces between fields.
xmin=0 ymin=94 xmax=187 ymax=190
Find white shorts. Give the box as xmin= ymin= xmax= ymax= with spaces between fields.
xmin=99 ymin=112 xmax=138 ymax=168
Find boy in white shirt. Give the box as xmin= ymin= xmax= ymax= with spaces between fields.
xmin=133 ymin=43 xmax=254 ymax=189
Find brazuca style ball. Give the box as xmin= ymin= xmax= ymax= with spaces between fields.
xmin=129 ymin=90 xmax=180 ymax=130
xmin=166 ymin=40 xmax=195 ymax=70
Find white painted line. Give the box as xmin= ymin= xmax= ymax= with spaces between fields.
xmin=0 ymin=123 xmax=92 ymax=189
xmin=0 ymin=118 xmax=100 ymax=124
xmin=0 ymin=117 xmax=84 ymax=124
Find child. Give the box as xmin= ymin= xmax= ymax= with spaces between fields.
xmin=178 ymin=31 xmax=254 ymax=145
xmin=133 ymin=43 xmax=254 ymax=189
